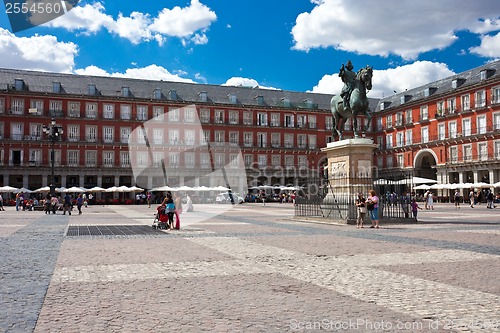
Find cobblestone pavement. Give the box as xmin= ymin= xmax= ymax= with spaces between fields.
xmin=0 ymin=203 xmax=499 ymax=332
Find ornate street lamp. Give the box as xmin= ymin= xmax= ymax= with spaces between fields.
xmin=42 ymin=118 xmax=63 ymax=196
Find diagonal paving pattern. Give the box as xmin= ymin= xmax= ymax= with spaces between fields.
xmin=51 ymin=235 xmax=500 ymax=331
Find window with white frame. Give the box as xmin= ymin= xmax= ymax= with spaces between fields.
xmin=214 ymin=109 xmax=224 ymax=124
xmin=169 ymin=152 xmax=179 ymax=167
xmin=309 ymin=115 xmax=317 ymax=129
xmin=396 ymin=132 xmax=404 ymax=147
xmin=229 ymin=111 xmax=238 ymax=124
xmin=449 ymin=121 xmax=457 ymax=138
xmin=463 ymin=144 xmax=473 ymax=161
xmin=386 ymin=134 xmax=393 ymax=149
xmin=271 ymin=155 xmax=281 ymax=167
xmin=257 ymin=133 xmax=267 ymax=148
xmin=436 ymin=101 xmax=444 ymax=116
xmin=103 ymin=151 xmax=114 ymax=167
xmin=68 ymin=102 xmax=80 ymax=117
xmin=85 ymin=103 xmax=97 ymax=119
xmin=152 ymin=152 xmax=163 ymax=167
xmin=397 ymin=154 xmax=404 ymax=168
xmin=153 ymin=128 xmax=164 ymax=145
xmin=298 ymin=156 xmax=308 ymax=167
xmin=421 ymin=127 xmax=429 ymax=143
xmin=120 ymin=152 xmax=130 ymax=167
xmin=377 ymin=156 xmax=383 ymax=169
xmin=477 ymin=115 xmax=487 ymax=134
xmin=200 ymin=153 xmax=210 ymax=168
xmin=243 ymin=112 xmax=252 ymax=125
xmin=449 ymin=146 xmax=458 ymax=163
xmin=11 ymin=123 xmax=23 ymax=140
xmin=386 ymin=155 xmax=393 ymax=168
xmin=492 ymin=86 xmax=500 ymax=104
xmin=67 ymin=125 xmax=79 ymax=142
xmin=438 ymin=123 xmax=446 ymax=141
xmin=405 ymin=130 xmax=413 ymax=145
xmin=376 ymin=136 xmax=383 ymax=149
xmin=258 ymin=154 xmax=267 ymax=168
xmin=201 ymin=130 xmax=209 ymax=144
xmin=284 ymin=133 xmax=293 ymax=148
xmin=475 ymin=90 xmax=486 ymax=108
xmin=376 ymin=117 xmax=383 ymax=131
xmin=85 ymin=150 xmax=97 ymax=167
xmin=29 ymin=124 xmax=41 ymax=141
xmin=257 ymin=113 xmax=268 ymax=126
xmin=103 ymin=127 xmax=114 ymax=143
xmin=29 ymin=149 xmax=42 ymax=165
xmin=214 ymin=131 xmax=225 ymax=145
xmin=244 ymin=154 xmax=253 ymax=167
xmin=395 ymin=112 xmax=403 ymax=126
xmin=103 ymin=104 xmax=114 ymax=119
xmin=153 ymin=106 xmax=164 ymax=121
xmin=325 ymin=117 xmax=333 ymax=130
xmin=494 ymin=112 xmax=500 ymax=131
xmin=386 ymin=115 xmax=393 ymax=128
xmin=461 ymin=94 xmax=470 ymax=111
xmin=271 ymin=133 xmax=280 ymax=148
xmin=185 ymin=153 xmax=195 ymax=168
xmin=495 ymin=141 xmax=500 ymax=159
xmin=478 ymin=142 xmax=488 ymax=161
xmin=120 ymin=104 xmax=131 ymax=120
xmin=168 ymin=107 xmax=180 ymax=122
xmin=420 ymin=105 xmax=428 ymax=121
xmin=0 ymin=97 xmax=4 ymax=114
xmin=120 ymin=127 xmax=131 ymax=144
xmin=243 ymin=132 xmax=253 ymax=147
xmin=31 ymin=100 xmax=43 ymax=113
xmin=0 ymin=122 xmax=4 ymax=139
xmin=184 ymin=130 xmax=195 ymax=145
xmin=284 ymin=114 xmax=294 ymax=128
xmin=136 ymin=151 xmax=148 ymax=167
xmin=308 ymin=135 xmax=316 ymax=149
xmin=214 ymin=153 xmax=225 ymax=168
xmin=462 ymin=118 xmax=471 ymax=136
xmin=169 ymin=129 xmax=180 ymax=145
xmin=285 ymin=155 xmax=294 ymax=167
xmin=136 ymin=127 xmax=147 ymax=144
xmin=12 ymin=99 xmax=24 ymax=114
xmin=184 ymin=108 xmax=195 ymax=123
xmin=68 ymin=151 xmax=79 ymax=166
xmin=405 ymin=110 xmax=412 ymax=124
xmin=200 ymin=108 xmax=210 ymax=123
xmin=447 ymin=98 xmax=456 ymax=114
xmin=297 ymin=134 xmax=306 ymax=149
xmin=86 ymin=126 xmax=97 ymax=142
xmin=137 ymin=105 xmax=148 ymax=121
xmin=229 ymin=132 xmax=239 ymax=146
xmin=297 ymin=115 xmax=307 ymax=128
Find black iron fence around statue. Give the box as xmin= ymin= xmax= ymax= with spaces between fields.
xmin=294 ymin=171 xmax=416 ymax=222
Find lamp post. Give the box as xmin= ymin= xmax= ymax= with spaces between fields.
xmin=42 ymin=118 xmax=63 ymax=196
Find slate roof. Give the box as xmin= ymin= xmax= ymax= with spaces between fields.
xmin=0 ymin=67 xmax=379 ymax=112
xmin=376 ymin=59 xmax=500 ymax=112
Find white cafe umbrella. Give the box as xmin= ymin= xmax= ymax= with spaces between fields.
xmin=0 ymin=185 xmax=19 ymax=192
xmin=494 ymin=181 xmax=500 ymax=188
xmin=55 ymin=187 xmax=67 ymax=193
xmin=176 ymin=185 xmax=193 ymax=191
xmin=413 ymin=184 xmax=431 ymax=190
xmin=128 ymin=186 xmax=144 ymax=192
xmin=14 ymin=187 xmax=32 ymax=193
xmin=64 ymin=186 xmax=86 ymax=193
xmin=212 ymin=185 xmax=230 ymax=191
xmin=33 ymin=186 xmax=51 ymax=193
xmin=471 ymin=182 xmax=492 ymax=188
xmin=88 ymin=186 xmax=106 ymax=192
xmin=105 ymin=186 xmax=119 ymax=192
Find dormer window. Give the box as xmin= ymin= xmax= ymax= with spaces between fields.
xmin=282 ymin=97 xmax=290 ymax=107
xmin=228 ymin=94 xmax=237 ymax=104
xmin=304 ymin=99 xmax=314 ymax=108
xmin=424 ymin=87 xmax=436 ymax=97
xmin=255 ymin=95 xmax=264 ymax=106
xmin=14 ymin=79 xmax=25 ymax=91
xmin=88 ymin=84 xmax=97 ymax=96
xmin=452 ymin=79 xmax=458 ymax=89
xmin=168 ymin=90 xmax=177 ymax=100
xmin=400 ymin=96 xmax=406 ymax=104
xmin=53 ymin=82 xmax=61 ymax=93
xmin=199 ymin=91 xmax=207 ymax=102
xmin=153 ymin=88 xmax=162 ymax=100
xmin=121 ymin=86 xmax=130 ymax=97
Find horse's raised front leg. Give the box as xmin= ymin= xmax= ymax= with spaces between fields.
xmin=353 ymin=116 xmax=359 ymax=138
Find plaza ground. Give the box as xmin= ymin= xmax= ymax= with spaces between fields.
xmin=0 ymin=202 xmax=499 ymax=332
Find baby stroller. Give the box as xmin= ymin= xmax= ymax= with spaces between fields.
xmin=152 ymin=204 xmax=174 ymax=230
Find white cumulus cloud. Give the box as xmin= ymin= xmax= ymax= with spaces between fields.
xmin=75 ymin=64 xmax=196 ymax=83
xmin=222 ymin=77 xmax=279 ymax=90
xmin=292 ymin=0 xmax=500 ymax=60
xmin=0 ymin=28 xmax=77 ymax=72
xmin=311 ymin=61 xmax=456 ymax=98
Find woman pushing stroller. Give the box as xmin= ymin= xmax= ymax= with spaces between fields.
xmin=160 ymin=192 xmax=176 ymax=230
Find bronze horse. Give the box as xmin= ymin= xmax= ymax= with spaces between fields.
xmin=330 ymin=66 xmax=373 ymax=140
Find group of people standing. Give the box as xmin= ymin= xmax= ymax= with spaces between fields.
xmin=355 ymin=190 xmax=380 ymax=228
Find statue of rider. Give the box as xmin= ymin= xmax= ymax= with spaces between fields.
xmin=339 ymin=60 xmax=356 ymax=110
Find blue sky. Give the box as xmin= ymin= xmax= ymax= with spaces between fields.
xmin=1 ymin=0 xmax=499 ymax=98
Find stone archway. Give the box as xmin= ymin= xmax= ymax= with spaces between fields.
xmin=413 ymin=149 xmax=437 ymax=180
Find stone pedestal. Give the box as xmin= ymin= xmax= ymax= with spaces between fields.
xmin=320 ymin=138 xmax=377 ymax=223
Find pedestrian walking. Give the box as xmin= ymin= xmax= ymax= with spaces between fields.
xmin=410 ymin=199 xmax=423 ymax=221
xmin=469 ymin=189 xmax=475 ymax=208
xmin=366 ymin=189 xmax=380 ymax=228
xmin=76 ymin=194 xmax=83 ymax=215
xmin=0 ymin=192 xmax=5 ymax=211
xmin=427 ymin=191 xmax=434 ymax=210
xmin=63 ymin=193 xmax=72 ymax=215
xmin=486 ymin=190 xmax=494 ymax=209
xmin=454 ymin=189 xmax=461 ymax=209
xmin=355 ymin=192 xmax=366 ymax=228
